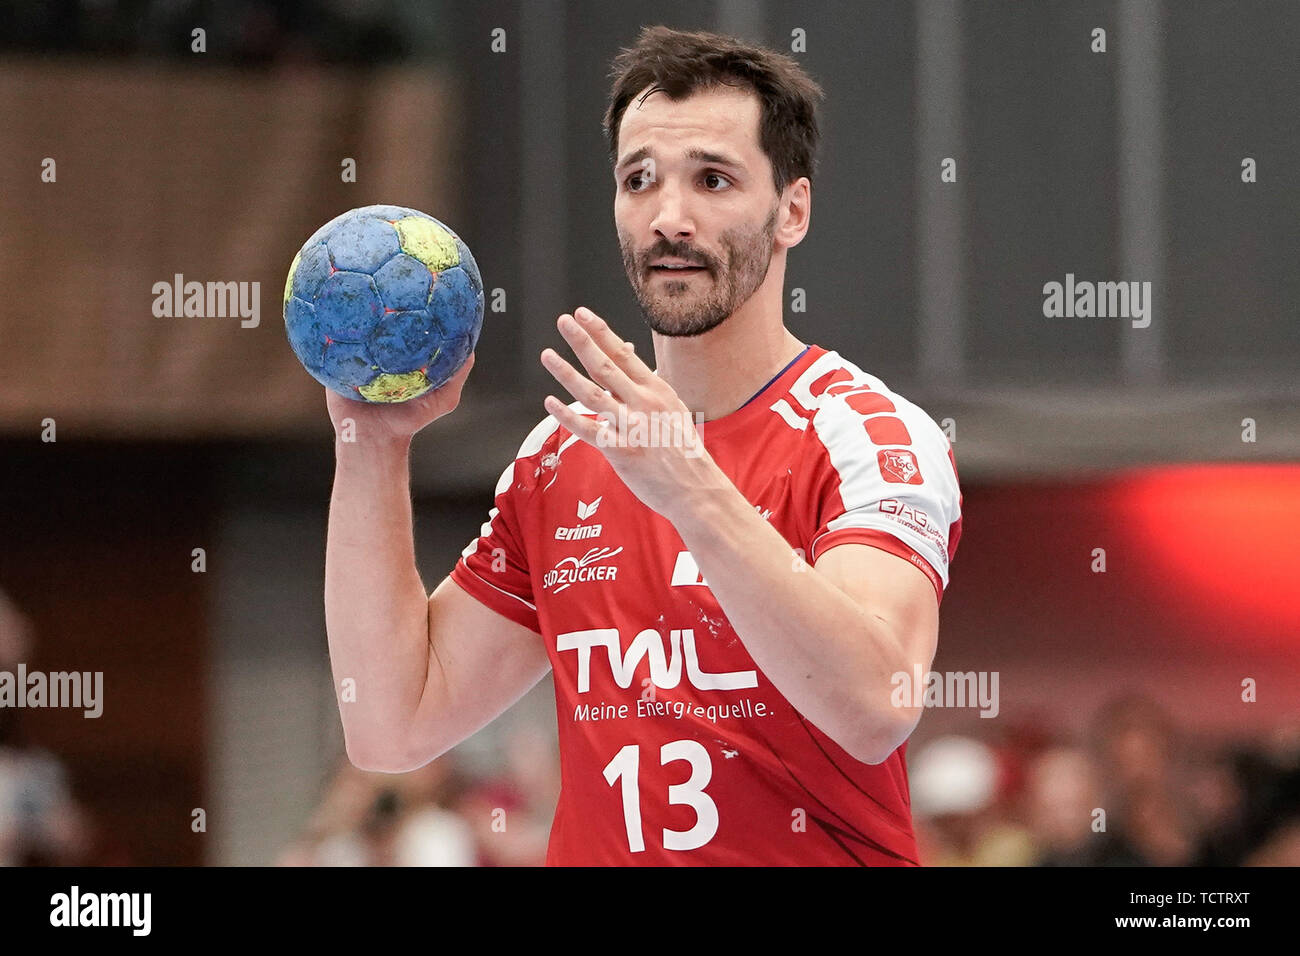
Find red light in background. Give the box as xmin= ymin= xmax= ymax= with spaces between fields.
xmin=1109 ymin=464 xmax=1300 ymax=649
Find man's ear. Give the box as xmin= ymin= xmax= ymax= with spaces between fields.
xmin=775 ymin=177 xmax=811 ymax=249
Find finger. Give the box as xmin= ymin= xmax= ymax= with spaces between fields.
xmin=543 ymin=394 xmax=608 ymax=447
xmin=573 ymin=307 xmax=657 ymax=385
xmin=557 ymin=313 xmax=639 ymax=400
xmin=427 ymin=351 xmax=474 ymax=406
xmin=436 ymin=351 xmax=475 ymax=392
xmin=540 ymin=346 xmax=619 ymax=415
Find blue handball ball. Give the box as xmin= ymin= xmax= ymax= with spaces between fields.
xmin=283 ymin=205 xmax=483 ymax=403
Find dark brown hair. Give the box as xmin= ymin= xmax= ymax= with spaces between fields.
xmin=603 ymin=26 xmax=824 ymax=194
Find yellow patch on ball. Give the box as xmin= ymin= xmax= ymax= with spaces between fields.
xmin=283 ymin=249 xmax=301 ymax=306
xmin=394 ymin=216 xmax=460 ymax=273
xmin=357 ymin=369 xmax=432 ymax=403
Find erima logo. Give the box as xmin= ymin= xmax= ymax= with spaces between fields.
xmin=555 ymin=523 xmax=602 ymax=540
xmin=555 ymin=496 xmax=604 ymax=540
xmin=556 ymin=627 xmax=757 ymax=692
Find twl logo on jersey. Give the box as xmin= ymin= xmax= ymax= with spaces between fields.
xmin=556 ymin=626 xmax=758 ymax=691
xmin=878 ymin=449 xmax=924 ymax=484
xmin=554 ymin=496 xmax=604 ymax=540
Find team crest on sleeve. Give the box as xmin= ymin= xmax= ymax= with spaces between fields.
xmin=878 ymin=448 xmax=923 ymax=484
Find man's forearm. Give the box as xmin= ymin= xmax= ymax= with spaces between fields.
xmin=669 ymin=483 xmax=914 ymax=761
xmin=324 ymin=435 xmax=434 ymax=763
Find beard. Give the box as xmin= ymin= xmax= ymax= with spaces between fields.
xmin=620 ymin=205 xmax=779 ymax=337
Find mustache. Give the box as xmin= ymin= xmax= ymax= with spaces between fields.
xmin=637 ymin=242 xmax=717 ymax=272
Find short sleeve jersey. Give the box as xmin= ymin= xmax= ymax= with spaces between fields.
xmin=450 ymin=345 xmax=962 ymax=865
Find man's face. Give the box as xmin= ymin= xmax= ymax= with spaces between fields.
xmin=613 ymin=84 xmax=781 ymax=337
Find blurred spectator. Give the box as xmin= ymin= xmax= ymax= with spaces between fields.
xmin=284 ymin=690 xmax=1298 ymax=867
xmin=1024 ymin=746 xmax=1109 ymax=866
xmin=388 ymin=760 xmax=478 ymax=867
xmin=1089 ymin=694 xmax=1197 ymax=865
xmin=1185 ymin=750 xmax=1249 ymax=865
xmin=283 ymin=721 xmax=560 ymax=867
xmin=909 ymin=694 xmax=1300 ymax=868
xmin=1243 ymin=820 xmax=1300 ymax=866
xmin=0 ymin=589 xmax=96 ymax=866
xmin=1116 ymin=782 xmax=1197 ymax=865
xmin=278 ymin=756 xmax=476 ymax=866
xmin=279 ymin=755 xmax=479 ymax=867
xmin=911 ymin=735 xmax=1035 ymax=866
xmin=455 ymin=724 xmax=558 ymax=866
xmin=1092 ymin=694 xmax=1178 ymax=797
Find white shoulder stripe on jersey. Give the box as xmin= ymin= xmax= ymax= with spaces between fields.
xmin=462 ymin=506 xmax=501 ymax=559
xmin=806 ymin=357 xmax=959 ymax=586
xmin=557 ymin=432 xmax=583 ymax=457
xmin=515 ymin=400 xmax=595 ymax=461
xmin=770 ymin=398 xmax=809 ymax=430
xmin=788 ymin=350 xmax=852 ymax=410
xmin=517 ymin=414 xmax=561 ymax=459
xmin=460 ymin=564 xmax=537 ymax=611
xmin=493 ymin=462 xmax=514 ymax=498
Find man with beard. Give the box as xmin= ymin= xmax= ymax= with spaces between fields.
xmin=324 ymin=26 xmax=963 ymax=865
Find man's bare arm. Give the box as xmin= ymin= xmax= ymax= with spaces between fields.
xmin=322 ymin=358 xmax=550 ymax=772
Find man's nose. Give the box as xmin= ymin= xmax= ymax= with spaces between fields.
xmin=650 ymin=183 xmax=695 ymax=241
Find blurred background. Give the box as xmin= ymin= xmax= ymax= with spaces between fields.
xmin=0 ymin=0 xmax=1296 ymax=866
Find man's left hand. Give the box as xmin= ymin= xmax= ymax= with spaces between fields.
xmin=540 ymin=306 xmax=727 ymax=523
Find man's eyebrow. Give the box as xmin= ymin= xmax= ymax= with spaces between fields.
xmin=615 ymin=146 xmax=747 ymax=171
xmin=615 ymin=146 xmax=651 ymax=170
xmin=686 ymin=148 xmax=745 ymax=169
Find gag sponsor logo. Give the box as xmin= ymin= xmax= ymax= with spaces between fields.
xmin=879 ymin=498 xmax=931 ymax=528
xmin=878 ymin=498 xmax=946 ymax=553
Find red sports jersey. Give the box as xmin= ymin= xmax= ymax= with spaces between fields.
xmin=449 ymin=344 xmax=962 ymax=865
